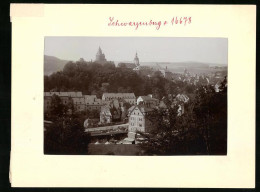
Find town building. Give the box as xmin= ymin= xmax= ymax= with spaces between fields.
xmin=175 ymin=94 xmax=189 ymax=104
xmin=137 ymin=95 xmax=159 ymax=108
xmin=155 ymin=64 xmax=173 ymax=79
xmin=44 ymin=92 xmax=105 ymax=113
xmin=44 ymin=91 xmax=83 ymax=112
xmin=100 ymin=99 xmax=128 ymax=124
xmin=84 ymin=95 xmax=103 ymax=112
xmin=72 ymin=97 xmax=86 ymax=111
xmin=159 ymin=66 xmax=173 ymax=80
xmin=160 ymin=94 xmax=189 ymax=116
xmin=128 ymin=105 xmax=155 ymax=136
xmin=175 ymin=94 xmax=190 ymax=116
xmin=102 ymin=93 xmax=136 ymax=105
xmin=100 ymin=105 xmax=112 ymax=124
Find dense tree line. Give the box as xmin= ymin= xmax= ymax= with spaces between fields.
xmin=140 ymin=77 xmax=227 ymax=155
xmin=44 ymin=60 xmax=197 ymax=99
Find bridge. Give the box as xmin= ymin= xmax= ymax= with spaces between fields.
xmin=90 ymin=130 xmax=128 ymax=136
xmin=84 ymin=123 xmax=129 ymax=137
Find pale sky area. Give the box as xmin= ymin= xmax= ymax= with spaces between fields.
xmin=44 ymin=37 xmax=228 ymax=65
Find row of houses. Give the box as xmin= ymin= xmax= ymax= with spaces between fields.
xmin=44 ymin=92 xmax=103 ymax=112
xmin=102 ymin=93 xmax=136 ymax=105
xmin=44 ymin=91 xmax=163 ymax=113
xmin=44 ymin=91 xmax=189 ymax=140
xmin=127 ymin=94 xmax=189 ymax=139
xmin=44 ymin=92 xmax=137 ymax=113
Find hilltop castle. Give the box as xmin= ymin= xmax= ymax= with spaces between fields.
xmin=95 ymin=47 xmax=107 ymax=64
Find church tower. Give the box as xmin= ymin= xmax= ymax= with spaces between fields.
xmin=133 ymin=52 xmax=140 ymax=66
xmin=95 ymin=46 xmax=107 ymax=64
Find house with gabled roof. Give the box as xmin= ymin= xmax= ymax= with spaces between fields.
xmin=160 ymin=93 xmax=190 ymax=116
xmin=100 ymin=105 xmax=112 ymax=124
xmin=102 ymin=93 xmax=136 ymax=105
xmin=128 ymin=105 xmax=155 ymax=137
xmin=84 ymin=95 xmax=103 ymax=112
xmin=44 ymin=91 xmax=82 ymax=112
xmin=137 ymin=95 xmax=159 ymax=108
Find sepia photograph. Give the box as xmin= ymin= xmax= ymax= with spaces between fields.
xmin=44 ymin=37 xmax=227 ymax=156
xmin=10 ymin=4 xmax=255 ymax=188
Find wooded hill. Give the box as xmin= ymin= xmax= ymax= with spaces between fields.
xmin=44 ymin=59 xmax=203 ymax=99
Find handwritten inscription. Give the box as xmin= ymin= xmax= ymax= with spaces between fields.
xmin=108 ymin=17 xmax=192 ymax=30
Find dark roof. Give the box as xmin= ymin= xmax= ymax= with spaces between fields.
xmin=103 ymin=93 xmax=136 ymax=98
xmin=128 ymin=105 xmax=154 ymax=116
xmin=139 ymin=96 xmax=158 ymax=101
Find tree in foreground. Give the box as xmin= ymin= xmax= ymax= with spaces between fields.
xmin=140 ymin=77 xmax=227 ymax=155
xmin=44 ymin=94 xmax=91 ymax=154
xmin=44 ymin=117 xmax=91 ymax=154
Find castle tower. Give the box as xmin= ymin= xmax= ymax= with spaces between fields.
xmin=134 ymin=52 xmax=140 ymax=66
xmin=95 ymin=46 xmax=107 ymax=64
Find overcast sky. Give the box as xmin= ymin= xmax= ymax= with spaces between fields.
xmin=44 ymin=37 xmax=227 ymax=65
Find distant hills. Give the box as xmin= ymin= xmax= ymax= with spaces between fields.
xmin=140 ymin=61 xmax=226 ymax=68
xmin=44 ymin=55 xmax=70 ymax=75
xmin=115 ymin=61 xmax=226 ymax=68
xmin=45 ymin=55 xmax=227 ymax=76
xmin=140 ymin=62 xmax=227 ymax=74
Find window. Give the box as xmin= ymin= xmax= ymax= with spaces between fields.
xmin=139 ymin=124 xmax=142 ymax=127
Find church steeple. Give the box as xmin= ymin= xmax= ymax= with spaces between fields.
xmin=134 ymin=52 xmax=140 ymax=66
xmin=95 ymin=46 xmax=107 ymax=64
xmin=97 ymin=46 xmax=102 ymax=55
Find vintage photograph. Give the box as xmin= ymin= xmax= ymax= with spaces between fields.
xmin=44 ymin=37 xmax=227 ymax=155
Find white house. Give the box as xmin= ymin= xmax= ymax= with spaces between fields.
xmin=136 ymin=95 xmax=159 ymax=108
xmin=128 ymin=105 xmax=155 ymax=134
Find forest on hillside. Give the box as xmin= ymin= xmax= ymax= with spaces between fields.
xmin=44 ymin=60 xmax=198 ymax=99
